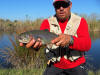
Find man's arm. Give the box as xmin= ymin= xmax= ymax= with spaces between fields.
xmin=69 ymin=18 xmax=91 ymax=51
xmin=40 ymin=18 xmax=91 ymax=52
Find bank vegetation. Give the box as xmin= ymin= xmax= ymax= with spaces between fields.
xmin=0 ymin=13 xmax=100 ymax=34
xmin=0 ymin=13 xmax=100 ymax=75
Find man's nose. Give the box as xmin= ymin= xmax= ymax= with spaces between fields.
xmin=59 ymin=6 xmax=64 ymax=10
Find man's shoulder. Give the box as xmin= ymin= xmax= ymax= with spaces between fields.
xmin=71 ymin=13 xmax=81 ymax=19
xmin=41 ymin=18 xmax=49 ymax=24
xmin=71 ymin=13 xmax=87 ymax=23
xmin=42 ymin=18 xmax=48 ymax=22
xmin=40 ymin=18 xmax=50 ymax=30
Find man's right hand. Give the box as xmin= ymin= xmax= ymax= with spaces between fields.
xmin=19 ymin=38 xmax=42 ymax=49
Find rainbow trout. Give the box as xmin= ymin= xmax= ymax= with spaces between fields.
xmin=18 ymin=30 xmax=62 ymax=64
xmin=18 ymin=29 xmax=58 ymax=45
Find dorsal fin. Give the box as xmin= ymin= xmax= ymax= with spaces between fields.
xmin=44 ymin=29 xmax=49 ymax=32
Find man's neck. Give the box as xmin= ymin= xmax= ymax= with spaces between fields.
xmin=58 ymin=17 xmax=69 ymax=23
xmin=55 ymin=15 xmax=70 ymax=23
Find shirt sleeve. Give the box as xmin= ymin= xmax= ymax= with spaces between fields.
xmin=40 ymin=19 xmax=50 ymax=31
xmin=69 ymin=18 xmax=91 ymax=51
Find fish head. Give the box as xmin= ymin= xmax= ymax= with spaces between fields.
xmin=18 ymin=33 xmax=31 ymax=43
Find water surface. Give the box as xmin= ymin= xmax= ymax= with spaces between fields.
xmin=0 ymin=31 xmax=100 ymax=70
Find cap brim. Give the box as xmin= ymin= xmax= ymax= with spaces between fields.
xmin=53 ymin=1 xmax=71 ymax=5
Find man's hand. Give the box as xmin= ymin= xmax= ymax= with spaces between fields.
xmin=51 ymin=34 xmax=71 ymax=47
xmin=19 ymin=38 xmax=42 ymax=49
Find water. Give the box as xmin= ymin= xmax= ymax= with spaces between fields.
xmin=86 ymin=31 xmax=100 ymax=70
xmin=0 ymin=32 xmax=100 ymax=70
xmin=0 ymin=32 xmax=15 ymax=68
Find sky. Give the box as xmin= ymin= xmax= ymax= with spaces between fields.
xmin=0 ymin=0 xmax=100 ymax=21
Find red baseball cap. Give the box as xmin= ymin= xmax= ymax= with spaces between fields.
xmin=53 ymin=0 xmax=71 ymax=4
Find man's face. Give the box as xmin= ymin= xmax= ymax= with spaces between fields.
xmin=54 ymin=1 xmax=72 ymax=21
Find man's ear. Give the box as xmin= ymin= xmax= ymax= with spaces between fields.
xmin=69 ymin=2 xmax=72 ymax=8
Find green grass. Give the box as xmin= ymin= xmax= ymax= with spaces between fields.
xmin=0 ymin=68 xmax=100 ymax=75
xmin=88 ymin=70 xmax=100 ymax=75
xmin=0 ymin=68 xmax=45 ymax=75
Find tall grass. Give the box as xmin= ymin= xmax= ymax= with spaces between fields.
xmin=0 ymin=13 xmax=100 ymax=33
xmin=79 ymin=13 xmax=100 ymax=32
xmin=0 ymin=18 xmax=43 ymax=34
xmin=0 ymin=32 xmax=47 ymax=75
xmin=0 ymin=35 xmax=47 ymax=70
xmin=0 ymin=69 xmax=100 ymax=75
xmin=0 ymin=68 xmax=45 ymax=75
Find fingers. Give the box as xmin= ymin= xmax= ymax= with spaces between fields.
xmin=51 ymin=38 xmax=63 ymax=46
xmin=26 ymin=39 xmax=36 ymax=48
xmin=33 ymin=38 xmax=42 ymax=48
xmin=19 ymin=43 xmax=24 ymax=46
xmin=51 ymin=37 xmax=60 ymax=44
xmin=25 ymin=38 xmax=42 ymax=49
xmin=56 ymin=40 xmax=63 ymax=46
xmin=47 ymin=60 xmax=50 ymax=65
xmin=19 ymin=38 xmax=42 ymax=49
xmin=51 ymin=34 xmax=63 ymax=46
xmin=51 ymin=34 xmax=71 ymax=47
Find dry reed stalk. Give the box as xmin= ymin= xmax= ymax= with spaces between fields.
xmin=0 ymin=35 xmax=46 ymax=69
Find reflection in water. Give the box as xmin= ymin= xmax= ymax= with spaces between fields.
xmin=87 ymin=31 xmax=100 ymax=70
xmin=87 ymin=39 xmax=100 ymax=70
xmin=0 ymin=34 xmax=14 ymax=49
xmin=90 ymin=31 xmax=100 ymax=40
xmin=0 ymin=32 xmax=15 ymax=68
xmin=0 ymin=32 xmax=100 ymax=70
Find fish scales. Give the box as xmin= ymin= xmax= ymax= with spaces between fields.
xmin=18 ymin=30 xmax=58 ymax=45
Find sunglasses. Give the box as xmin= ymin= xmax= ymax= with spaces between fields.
xmin=54 ymin=1 xmax=70 ymax=9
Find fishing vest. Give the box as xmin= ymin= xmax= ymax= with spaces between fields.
xmin=48 ymin=13 xmax=84 ymax=61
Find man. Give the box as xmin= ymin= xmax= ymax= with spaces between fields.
xmin=20 ymin=0 xmax=91 ymax=75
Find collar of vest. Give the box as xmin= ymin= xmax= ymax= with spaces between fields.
xmin=48 ymin=13 xmax=81 ymax=26
xmin=48 ymin=13 xmax=81 ymax=36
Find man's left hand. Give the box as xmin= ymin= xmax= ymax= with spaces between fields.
xmin=51 ymin=34 xmax=71 ymax=47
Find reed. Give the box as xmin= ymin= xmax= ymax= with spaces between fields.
xmin=0 ymin=35 xmax=47 ymax=69
xmin=0 ymin=18 xmax=43 ymax=33
xmin=79 ymin=13 xmax=100 ymax=32
xmin=0 ymin=13 xmax=100 ymax=33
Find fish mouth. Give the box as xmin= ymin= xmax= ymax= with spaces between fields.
xmin=18 ymin=39 xmax=30 ymax=43
xmin=18 ymin=36 xmax=30 ymax=43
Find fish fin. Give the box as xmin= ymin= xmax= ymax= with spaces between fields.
xmin=44 ymin=29 xmax=49 ymax=32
